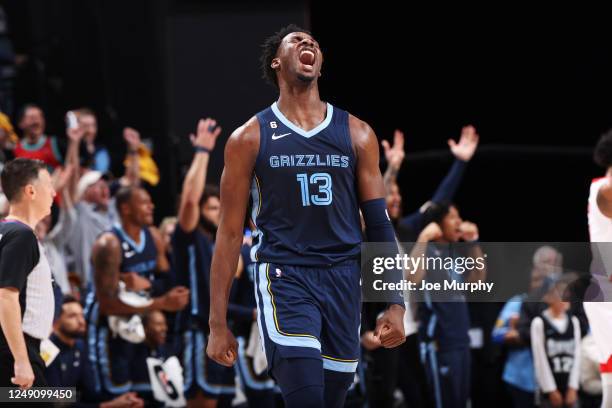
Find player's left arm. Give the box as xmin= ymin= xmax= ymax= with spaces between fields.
xmin=350 ymin=114 xmax=405 ymax=348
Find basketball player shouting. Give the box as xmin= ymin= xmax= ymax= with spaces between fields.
xmin=207 ymin=25 xmax=405 ymax=407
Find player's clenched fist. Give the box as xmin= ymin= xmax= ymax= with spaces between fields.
xmin=374 ymin=303 xmax=406 ymax=348
xmin=207 ymin=326 xmax=238 ymax=367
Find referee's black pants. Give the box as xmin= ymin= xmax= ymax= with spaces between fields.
xmin=0 ymin=334 xmax=48 ymax=387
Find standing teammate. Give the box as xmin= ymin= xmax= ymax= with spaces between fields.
xmin=585 ymin=129 xmax=612 ymax=408
xmin=0 ymin=158 xmax=56 ymax=389
xmin=206 ymin=25 xmax=405 ymax=407
xmin=89 ymin=185 xmax=189 ymax=397
xmin=171 ymin=118 xmax=237 ymax=407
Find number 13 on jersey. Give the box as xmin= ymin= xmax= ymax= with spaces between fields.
xmin=296 ymin=172 xmax=333 ymax=206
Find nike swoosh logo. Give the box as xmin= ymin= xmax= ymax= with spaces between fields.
xmin=271 ymin=132 xmax=291 ymax=140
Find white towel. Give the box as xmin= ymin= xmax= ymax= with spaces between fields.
xmin=245 ymin=322 xmax=268 ymax=375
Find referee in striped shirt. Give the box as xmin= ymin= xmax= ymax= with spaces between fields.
xmin=0 ymin=158 xmax=56 ymax=389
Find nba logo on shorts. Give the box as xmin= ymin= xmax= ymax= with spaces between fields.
xmin=270 ymin=121 xmax=277 ymax=129
xmin=276 ymin=268 xmax=282 ymax=278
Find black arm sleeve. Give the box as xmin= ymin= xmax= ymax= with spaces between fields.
xmin=0 ymin=228 xmax=39 ymax=291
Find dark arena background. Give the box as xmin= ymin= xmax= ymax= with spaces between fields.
xmin=1 ymin=1 xmax=611 ymax=407
xmin=4 ymin=1 xmax=610 ymax=241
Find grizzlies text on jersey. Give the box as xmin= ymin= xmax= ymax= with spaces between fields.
xmin=251 ymin=102 xmax=362 ymax=266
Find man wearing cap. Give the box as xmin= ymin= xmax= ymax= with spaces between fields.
xmin=66 ymin=121 xmax=153 ymax=288
xmin=67 ymin=169 xmax=117 ymax=288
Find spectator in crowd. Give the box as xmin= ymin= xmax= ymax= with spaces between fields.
xmin=14 ymin=104 xmax=62 ymax=169
xmin=579 ymin=333 xmax=603 ymax=408
xmin=515 ymin=247 xmax=589 ymax=383
xmin=77 ymin=108 xmax=111 ymax=173
xmin=131 ymin=310 xmax=184 ymax=406
xmin=492 ymin=245 xmax=564 ymax=408
xmin=87 ymin=184 xmax=189 ymax=399
xmin=0 ymin=111 xmax=17 ymax=215
xmin=121 ymin=127 xmax=159 ymax=188
xmin=409 ymin=203 xmax=486 ymax=408
xmin=46 ymin=295 xmax=145 ymax=407
xmin=531 ymin=278 xmax=581 ymax=408
xmin=171 ymin=118 xmax=235 ymax=407
xmin=0 ymin=111 xmax=17 ymax=168
xmin=383 ymin=125 xmax=479 ymax=241
xmin=68 ymin=125 xmax=146 ymax=288
xmin=69 ymin=169 xmax=114 ymax=287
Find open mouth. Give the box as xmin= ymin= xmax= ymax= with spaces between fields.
xmin=299 ymin=48 xmax=316 ymax=67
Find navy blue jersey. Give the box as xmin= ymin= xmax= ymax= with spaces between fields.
xmin=418 ymin=244 xmax=471 ymax=351
xmin=251 ymin=102 xmax=362 ymax=266
xmin=170 ymin=226 xmax=213 ymax=329
xmin=111 ymin=224 xmax=158 ymax=282
xmin=46 ymin=335 xmax=96 ymax=393
xmin=542 ymin=313 xmax=575 ymax=394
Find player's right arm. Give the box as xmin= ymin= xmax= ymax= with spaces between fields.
xmin=597 ymin=178 xmax=612 ymax=218
xmin=92 ymin=233 xmax=189 ymax=315
xmin=207 ymin=117 xmax=260 ymax=367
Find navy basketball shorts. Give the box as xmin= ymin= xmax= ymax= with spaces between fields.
xmin=253 ymin=260 xmax=361 ymax=374
xmin=182 ymin=329 xmax=236 ymax=399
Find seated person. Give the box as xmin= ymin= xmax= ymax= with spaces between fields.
xmin=46 ymin=295 xmax=144 ymax=407
xmin=132 ymin=310 xmax=185 ymax=407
